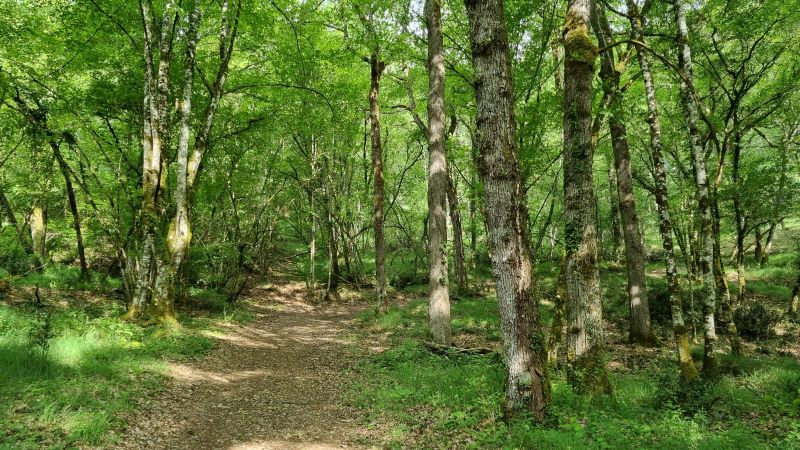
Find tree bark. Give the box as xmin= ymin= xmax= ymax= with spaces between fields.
xmin=628 ymin=0 xmax=697 ymax=380
xmin=446 ymin=166 xmax=468 ymax=291
xmin=593 ymin=4 xmax=653 ymax=345
xmin=309 ymin=135 xmax=319 ymax=297
xmin=127 ymin=0 xmax=176 ymax=325
xmin=760 ymin=221 xmax=777 ymax=267
xmin=674 ymin=0 xmax=718 ymax=374
xmin=731 ymin=132 xmax=746 ymax=306
xmin=464 ymin=0 xmax=550 ymax=419
xmin=29 ymin=202 xmax=47 ymax=262
xmin=789 ymin=271 xmax=800 ymax=317
xmin=0 ymin=184 xmax=33 ymax=254
xmin=562 ymin=0 xmax=612 ymax=394
xmin=710 ymin=195 xmax=741 ymax=355
xmin=51 ymin=140 xmax=88 ymax=276
xmin=754 ymin=225 xmax=763 ymax=263
xmin=368 ymin=52 xmax=388 ymax=313
xmin=168 ymin=4 xmax=200 ymax=307
xmin=607 ymin=159 xmax=622 ymax=262
xmin=425 ymin=0 xmax=451 ymax=345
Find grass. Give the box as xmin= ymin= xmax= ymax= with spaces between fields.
xmin=352 ymin=263 xmax=800 ymax=449
xmin=0 ymin=266 xmax=250 ymax=449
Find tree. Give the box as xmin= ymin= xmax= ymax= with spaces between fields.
xmin=592 ymin=1 xmax=653 ymax=345
xmin=674 ymin=0 xmax=718 ymax=373
xmin=464 ymin=0 xmax=550 ymax=419
xmin=562 ymin=0 xmax=611 ymax=393
xmin=425 ymin=0 xmax=451 ymax=345
xmin=627 ymin=0 xmax=697 ymax=380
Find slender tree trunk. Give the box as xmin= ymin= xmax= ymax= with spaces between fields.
xmin=562 ymin=0 xmax=611 ymax=394
xmin=732 ymin=133 xmax=746 ymax=305
xmin=446 ymin=166 xmax=468 ymax=291
xmin=674 ymin=0 xmax=718 ymax=373
xmin=760 ymin=221 xmax=777 ymax=267
xmin=0 ymin=184 xmax=33 ymax=254
xmin=368 ymin=52 xmax=388 ymax=313
xmin=628 ymin=0 xmax=697 ymax=380
xmin=51 ymin=140 xmax=88 ymax=276
xmin=711 ymin=195 xmax=741 ymax=354
xmin=593 ymin=5 xmax=652 ymax=344
xmin=469 ymin=131 xmax=479 ymax=270
xmin=425 ymin=0 xmax=451 ymax=345
xmin=547 ymin=260 xmax=567 ymax=365
xmin=29 ymin=202 xmax=47 ymax=262
xmin=168 ymin=4 xmax=200 ymax=308
xmin=465 ymin=0 xmax=550 ymax=419
xmin=789 ymin=271 xmax=800 ymax=317
xmin=607 ymin=159 xmax=622 ymax=262
xmin=309 ymin=136 xmax=318 ymax=297
xmin=754 ymin=225 xmax=763 ymax=263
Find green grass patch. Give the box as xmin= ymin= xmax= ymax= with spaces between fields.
xmin=0 ymin=296 xmax=216 ymax=448
xmin=353 ymin=290 xmax=800 ymax=449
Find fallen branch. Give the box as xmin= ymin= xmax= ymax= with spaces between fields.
xmin=423 ymin=341 xmax=498 ymax=357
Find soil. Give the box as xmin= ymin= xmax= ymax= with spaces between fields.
xmin=120 ymin=280 xmax=380 ymax=450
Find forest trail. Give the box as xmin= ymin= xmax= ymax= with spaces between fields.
xmin=121 ymin=280 xmax=375 ymax=449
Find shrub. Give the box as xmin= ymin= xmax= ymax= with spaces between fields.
xmin=734 ymin=303 xmax=780 ymax=340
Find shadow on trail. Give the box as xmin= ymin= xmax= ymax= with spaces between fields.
xmin=122 ymin=279 xmax=375 ymax=450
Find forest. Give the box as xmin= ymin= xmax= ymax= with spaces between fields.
xmin=0 ymin=0 xmax=799 ymax=448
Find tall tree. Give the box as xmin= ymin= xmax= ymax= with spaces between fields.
xmin=592 ymin=1 xmax=653 ymax=345
xmin=562 ymin=0 xmax=611 ymax=393
xmin=627 ymin=0 xmax=697 ymax=380
xmin=369 ymin=51 xmax=387 ymax=313
xmin=425 ymin=0 xmax=451 ymax=345
xmin=673 ymin=0 xmax=718 ymax=373
xmin=464 ymin=0 xmax=550 ymax=419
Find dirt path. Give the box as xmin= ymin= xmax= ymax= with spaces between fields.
xmin=121 ymin=281 xmax=376 ymax=450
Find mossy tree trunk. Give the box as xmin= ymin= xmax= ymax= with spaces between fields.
xmin=464 ymin=0 xmax=550 ymax=420
xmin=562 ymin=0 xmax=612 ymax=394
xmin=674 ymin=0 xmax=718 ymax=374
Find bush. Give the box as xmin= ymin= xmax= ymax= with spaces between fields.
xmin=734 ymin=303 xmax=780 ymax=340
xmin=647 ymin=280 xmax=672 ymax=325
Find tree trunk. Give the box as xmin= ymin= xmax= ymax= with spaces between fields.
xmin=607 ymin=159 xmax=622 ymax=262
xmin=711 ymin=196 xmax=741 ymax=354
xmin=760 ymin=221 xmax=777 ymax=267
xmin=29 ymin=202 xmax=47 ymax=262
xmin=754 ymin=225 xmax=763 ymax=263
xmin=628 ymin=0 xmax=697 ymax=380
xmin=562 ymin=0 xmax=612 ymax=394
xmin=168 ymin=4 xmax=200 ymax=308
xmin=368 ymin=52 xmax=388 ymax=313
xmin=464 ymin=0 xmax=550 ymax=419
xmin=731 ymin=133 xmax=746 ymax=306
xmin=309 ymin=135 xmax=318 ymax=297
xmin=51 ymin=140 xmax=88 ymax=276
xmin=674 ymin=0 xmax=718 ymax=374
xmin=425 ymin=0 xmax=451 ymax=345
xmin=0 ymin=184 xmax=34 ymax=254
xmin=788 ymin=271 xmax=800 ymax=317
xmin=593 ymin=4 xmax=653 ymax=344
xmin=446 ymin=166 xmax=468 ymax=291
xmin=127 ymin=0 xmax=177 ymax=326
xmin=469 ymin=130 xmax=479 ymax=270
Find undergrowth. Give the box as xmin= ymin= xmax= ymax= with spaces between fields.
xmin=0 ymin=268 xmax=251 ymax=449
xmin=352 ymin=271 xmax=800 ymax=449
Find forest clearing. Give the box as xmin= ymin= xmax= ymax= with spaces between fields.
xmin=1 ymin=0 xmax=799 ymax=448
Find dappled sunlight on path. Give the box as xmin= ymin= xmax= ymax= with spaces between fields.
xmin=120 ymin=279 xmax=375 ymax=449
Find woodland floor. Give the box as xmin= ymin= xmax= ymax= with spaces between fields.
xmin=120 ymin=279 xmax=381 ymax=450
